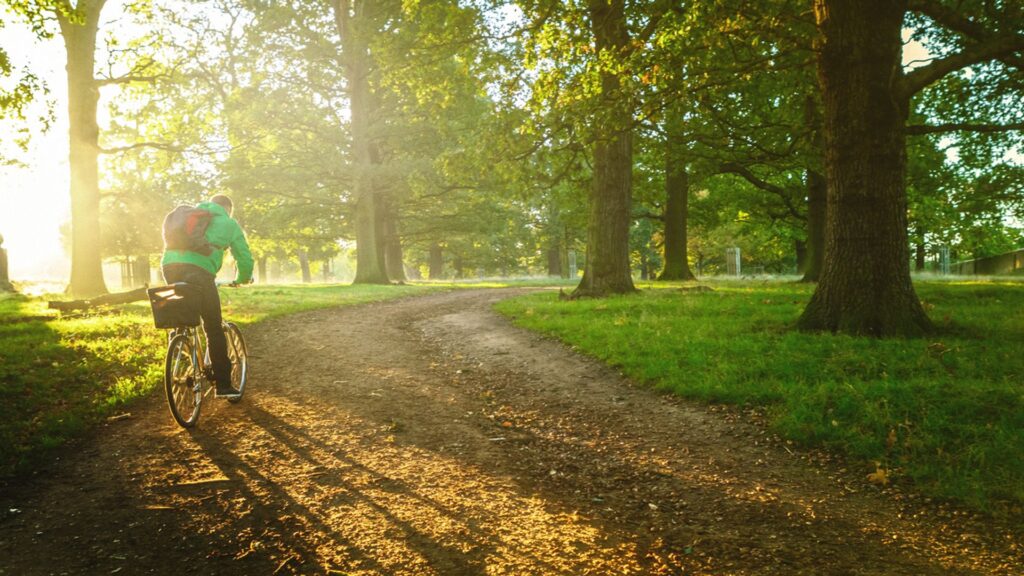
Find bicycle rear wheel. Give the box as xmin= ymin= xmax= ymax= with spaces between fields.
xmin=224 ymin=322 xmax=247 ymax=403
xmin=165 ymin=333 xmax=202 ymax=427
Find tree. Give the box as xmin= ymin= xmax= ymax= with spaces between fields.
xmin=569 ymin=0 xmax=637 ymax=296
xmin=635 ymin=0 xmax=823 ymax=282
xmin=7 ymin=0 xmax=166 ymax=295
xmin=57 ymin=0 xmax=109 ymax=296
xmin=657 ymin=117 xmax=696 ymax=281
xmin=330 ymin=0 xmax=390 ymax=283
xmin=798 ymin=0 xmax=1024 ymax=336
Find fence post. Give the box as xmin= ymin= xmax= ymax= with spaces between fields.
xmin=726 ymin=247 xmax=741 ymax=277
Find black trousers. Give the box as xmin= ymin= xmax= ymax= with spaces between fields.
xmin=162 ymin=263 xmax=231 ymax=386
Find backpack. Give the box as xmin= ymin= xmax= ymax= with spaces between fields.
xmin=163 ymin=205 xmax=213 ymax=255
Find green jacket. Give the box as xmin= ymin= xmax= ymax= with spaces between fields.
xmin=161 ymin=201 xmax=254 ymax=283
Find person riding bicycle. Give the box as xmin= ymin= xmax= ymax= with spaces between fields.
xmin=161 ymin=194 xmax=253 ymax=397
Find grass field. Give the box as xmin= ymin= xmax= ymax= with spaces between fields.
xmin=0 ymin=283 xmax=447 ymax=476
xmin=495 ymin=279 xmax=1024 ymax=514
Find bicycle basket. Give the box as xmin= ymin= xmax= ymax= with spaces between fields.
xmin=148 ymin=284 xmax=201 ymax=329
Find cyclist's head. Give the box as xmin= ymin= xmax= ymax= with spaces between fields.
xmin=210 ymin=194 xmax=233 ymax=216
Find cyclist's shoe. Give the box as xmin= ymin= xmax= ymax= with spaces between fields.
xmin=215 ymin=382 xmax=240 ymax=398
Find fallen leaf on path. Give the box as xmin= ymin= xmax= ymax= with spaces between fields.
xmin=866 ymin=467 xmax=889 ymax=486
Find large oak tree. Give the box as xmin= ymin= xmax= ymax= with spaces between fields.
xmin=799 ymin=0 xmax=1024 ymax=336
xmin=59 ymin=0 xmax=109 ymax=296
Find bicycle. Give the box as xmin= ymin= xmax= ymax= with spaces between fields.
xmin=148 ymin=282 xmax=248 ymax=428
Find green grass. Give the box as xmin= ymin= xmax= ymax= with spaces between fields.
xmin=0 ymin=282 xmax=449 ymax=476
xmin=494 ymin=280 xmax=1024 ymax=513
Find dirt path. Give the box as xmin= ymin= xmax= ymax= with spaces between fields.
xmin=1 ymin=289 xmax=1021 ymax=575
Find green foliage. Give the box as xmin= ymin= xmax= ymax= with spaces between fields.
xmin=0 ymin=0 xmax=68 ymax=159
xmin=6 ymin=0 xmax=1024 ymax=280
xmin=496 ymin=280 xmax=1024 ymax=512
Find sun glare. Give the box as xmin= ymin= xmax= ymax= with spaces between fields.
xmin=0 ymin=10 xmax=72 ymax=281
xmin=0 ymin=161 xmax=70 ymax=280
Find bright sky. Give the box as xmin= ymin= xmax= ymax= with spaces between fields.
xmin=0 ymin=0 xmax=141 ymax=280
xmin=0 ymin=14 xmax=1018 ymax=282
xmin=1 ymin=15 xmax=72 ymax=280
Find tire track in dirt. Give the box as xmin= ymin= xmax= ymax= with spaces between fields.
xmin=0 ymin=288 xmax=1020 ymax=575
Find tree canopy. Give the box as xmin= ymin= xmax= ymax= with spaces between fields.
xmin=1 ymin=0 xmax=1021 ymax=331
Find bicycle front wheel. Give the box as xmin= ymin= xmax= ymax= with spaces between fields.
xmin=165 ymin=333 xmax=202 ymax=427
xmin=224 ymin=322 xmax=247 ymax=403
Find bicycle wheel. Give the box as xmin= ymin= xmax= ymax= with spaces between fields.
xmin=223 ymin=322 xmax=247 ymax=403
xmin=165 ymin=333 xmax=202 ymax=427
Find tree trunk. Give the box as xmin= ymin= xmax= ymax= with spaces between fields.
xmin=574 ymin=0 xmax=635 ymax=297
xmin=59 ymin=1 xmax=108 ymax=297
xmin=914 ymin=235 xmax=926 ymax=272
xmin=547 ymin=240 xmax=562 ymax=276
xmin=453 ymin=255 xmax=465 ymax=279
xmin=352 ymin=191 xmax=388 ymax=283
xmin=428 ymin=243 xmax=444 ymax=279
xmin=298 ymin=251 xmax=312 ymax=284
xmin=257 ymin=257 xmax=267 ymax=283
xmin=795 ymin=239 xmax=808 ymax=274
xmin=561 ymin=230 xmax=571 ymax=278
xmin=0 ymin=240 xmax=13 ymax=291
xmin=334 ymin=0 xmax=389 ymax=285
xmin=132 ymin=256 xmax=151 ymax=287
xmin=382 ymin=196 xmax=406 ymax=283
xmin=799 ymin=0 xmax=931 ymax=336
xmin=271 ymin=259 xmax=282 ymax=282
xmin=658 ymin=154 xmax=696 ymax=281
xmin=48 ymin=286 xmax=148 ymax=312
xmin=546 ymin=210 xmax=564 ymax=277
xmin=800 ymin=169 xmax=826 ymax=282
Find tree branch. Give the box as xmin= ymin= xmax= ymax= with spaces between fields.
xmin=718 ymin=162 xmax=805 ymax=221
xmin=97 ymin=142 xmax=182 ymax=154
xmin=906 ymin=122 xmax=1024 ymax=135
xmin=95 ymin=75 xmax=164 ymax=86
xmin=901 ymin=34 xmax=1024 ymax=98
xmin=907 ymin=0 xmax=1024 ymax=71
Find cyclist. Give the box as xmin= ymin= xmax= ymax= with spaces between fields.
xmin=161 ymin=194 xmax=253 ymax=397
